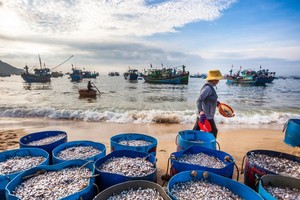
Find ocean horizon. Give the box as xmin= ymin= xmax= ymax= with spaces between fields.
xmin=0 ymin=75 xmax=299 ymax=125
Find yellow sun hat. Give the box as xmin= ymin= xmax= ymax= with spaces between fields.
xmin=205 ymin=69 xmax=224 ymax=81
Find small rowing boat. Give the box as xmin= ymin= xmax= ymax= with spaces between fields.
xmin=78 ymin=89 xmax=97 ymax=98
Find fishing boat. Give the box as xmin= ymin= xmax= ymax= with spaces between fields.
xmin=21 ymin=55 xmax=51 ymax=83
xmin=114 ymin=72 xmax=120 ymax=76
xmin=51 ymin=71 xmax=64 ymax=78
xmin=143 ymin=65 xmax=189 ymax=84
xmin=50 ymin=55 xmax=73 ymax=78
xmin=109 ymin=72 xmax=120 ymax=76
xmin=123 ymin=69 xmax=139 ymax=81
xmin=225 ymin=66 xmax=276 ymax=85
xmin=82 ymin=71 xmax=99 ymax=78
xmin=190 ymin=73 xmax=207 ymax=79
xmin=0 ymin=74 xmax=11 ymax=77
xmin=108 ymin=72 xmax=115 ymax=76
xmin=70 ymin=68 xmax=83 ymax=82
xmin=78 ymin=89 xmax=97 ymax=98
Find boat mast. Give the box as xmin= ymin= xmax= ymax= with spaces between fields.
xmin=38 ymin=54 xmax=42 ymax=69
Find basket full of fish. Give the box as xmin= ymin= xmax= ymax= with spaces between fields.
xmin=0 ymin=148 xmax=49 ymax=200
xmin=5 ymin=159 xmax=97 ymax=200
xmin=93 ymin=180 xmax=171 ymax=200
xmin=176 ymin=130 xmax=217 ymax=151
xmin=242 ymin=149 xmax=300 ymax=189
xmin=52 ymin=140 xmax=106 ymax=164
xmin=168 ymin=170 xmax=263 ymax=200
xmin=19 ymin=130 xmax=67 ymax=156
xmin=258 ymin=174 xmax=300 ymax=200
xmin=94 ymin=150 xmax=157 ymax=191
xmin=110 ymin=133 xmax=158 ymax=156
xmin=170 ymin=146 xmax=235 ymax=179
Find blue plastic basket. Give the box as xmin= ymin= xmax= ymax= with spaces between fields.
xmin=168 ymin=170 xmax=263 ymax=200
xmin=5 ymin=159 xmax=96 ymax=200
xmin=0 ymin=148 xmax=49 ymax=200
xmin=176 ymin=130 xmax=217 ymax=151
xmin=170 ymin=146 xmax=235 ymax=179
xmin=283 ymin=118 xmax=300 ymax=147
xmin=19 ymin=130 xmax=67 ymax=156
xmin=110 ymin=133 xmax=158 ymax=156
xmin=94 ymin=150 xmax=157 ymax=191
xmin=52 ymin=140 xmax=106 ymax=164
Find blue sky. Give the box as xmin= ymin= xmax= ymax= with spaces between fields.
xmin=0 ymin=0 xmax=299 ymax=75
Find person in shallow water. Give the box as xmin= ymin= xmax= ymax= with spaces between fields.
xmin=87 ymin=81 xmax=93 ymax=91
xmin=193 ymin=69 xmax=223 ymax=138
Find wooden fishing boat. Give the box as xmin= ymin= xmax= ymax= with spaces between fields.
xmin=143 ymin=65 xmax=189 ymax=84
xmin=50 ymin=55 xmax=73 ymax=78
xmin=190 ymin=73 xmax=207 ymax=79
xmin=51 ymin=71 xmax=64 ymax=78
xmin=78 ymin=89 xmax=97 ymax=97
xmin=70 ymin=68 xmax=82 ymax=82
xmin=225 ymin=66 xmax=275 ymax=85
xmin=123 ymin=69 xmax=139 ymax=80
xmin=21 ymin=55 xmax=51 ymax=83
xmin=21 ymin=69 xmax=51 ymax=83
xmin=82 ymin=71 xmax=99 ymax=78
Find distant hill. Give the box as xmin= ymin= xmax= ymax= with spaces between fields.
xmin=0 ymin=60 xmax=24 ymax=76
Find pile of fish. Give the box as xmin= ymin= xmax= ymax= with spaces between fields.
xmin=0 ymin=156 xmax=45 ymax=175
xmin=27 ymin=134 xmax=66 ymax=146
xmin=176 ymin=153 xmax=226 ymax=168
xmin=107 ymin=188 xmax=164 ymax=200
xmin=265 ymin=186 xmax=300 ymax=200
xmin=248 ymin=153 xmax=300 ymax=178
xmin=118 ymin=140 xmax=152 ymax=147
xmin=98 ymin=157 xmax=155 ymax=177
xmin=57 ymin=146 xmax=101 ymax=160
xmin=12 ymin=167 xmax=91 ymax=200
xmin=170 ymin=180 xmax=242 ymax=200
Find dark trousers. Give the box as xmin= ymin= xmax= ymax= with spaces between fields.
xmin=193 ymin=117 xmax=218 ymax=138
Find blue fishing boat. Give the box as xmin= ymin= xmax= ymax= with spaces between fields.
xmin=21 ymin=55 xmax=51 ymax=83
xmin=82 ymin=71 xmax=99 ymax=78
xmin=70 ymin=68 xmax=82 ymax=82
xmin=123 ymin=69 xmax=139 ymax=81
xmin=143 ymin=65 xmax=189 ymax=84
xmin=225 ymin=66 xmax=275 ymax=85
xmin=190 ymin=73 xmax=207 ymax=79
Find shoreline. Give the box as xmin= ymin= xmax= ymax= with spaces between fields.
xmin=0 ymin=117 xmax=299 ymax=185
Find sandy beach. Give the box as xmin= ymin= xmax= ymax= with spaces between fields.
xmin=0 ymin=117 xmax=299 ymax=185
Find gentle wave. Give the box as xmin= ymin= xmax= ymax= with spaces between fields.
xmin=1 ymin=107 xmax=298 ymax=125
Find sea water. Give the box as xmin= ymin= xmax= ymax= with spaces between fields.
xmin=0 ymin=75 xmax=299 ymax=125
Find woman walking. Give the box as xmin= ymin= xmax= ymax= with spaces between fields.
xmin=193 ymin=69 xmax=223 ymax=138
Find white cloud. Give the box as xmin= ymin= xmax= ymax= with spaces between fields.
xmin=0 ymin=0 xmax=236 ymax=40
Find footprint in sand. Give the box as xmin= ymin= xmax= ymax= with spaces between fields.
xmin=7 ymin=141 xmax=19 ymax=146
xmin=4 ymin=135 xmax=17 ymax=140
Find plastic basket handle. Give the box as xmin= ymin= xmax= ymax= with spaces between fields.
xmin=240 ymin=155 xmax=246 ymax=174
xmin=234 ymin=163 xmax=240 ymax=181
xmin=282 ymin=121 xmax=289 ymax=133
xmin=216 ymin=141 xmax=221 ymax=150
xmin=93 ymin=183 xmax=100 ymax=195
xmin=224 ymin=156 xmax=239 ymax=181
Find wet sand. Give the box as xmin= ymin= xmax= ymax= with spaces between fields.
xmin=0 ymin=118 xmax=299 ymax=185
